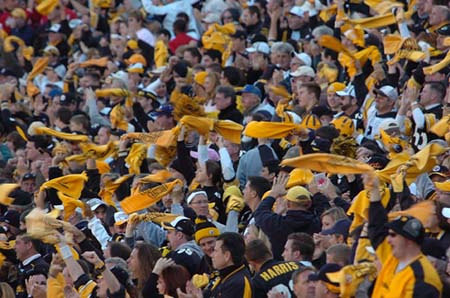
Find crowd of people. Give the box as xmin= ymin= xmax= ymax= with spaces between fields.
xmin=0 ymin=0 xmax=449 ymax=297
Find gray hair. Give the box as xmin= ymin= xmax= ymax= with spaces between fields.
xmin=312 ymin=25 xmax=334 ymax=40
xmin=271 ymin=42 xmax=294 ymax=54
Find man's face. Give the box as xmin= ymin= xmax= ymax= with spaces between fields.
xmin=166 ymin=229 xmax=180 ymax=249
xmin=231 ymin=37 xmax=246 ymax=52
xmin=278 ymin=52 xmax=292 ymax=70
xmin=296 ymin=86 xmax=311 ymax=109
xmin=21 ymin=178 xmax=36 ymax=193
xmin=14 ymin=237 xmax=31 ymax=261
xmin=97 ymin=127 xmax=110 ymax=145
xmin=243 ymin=181 xmax=254 ymax=204
xmin=420 ymin=84 xmax=437 ymax=107
xmin=339 ymin=95 xmax=355 ymax=112
xmin=241 ymin=93 xmax=259 ymax=110
xmin=374 ymin=94 xmax=394 ymax=113
xmin=327 ymin=93 xmax=341 ymax=111
xmin=25 ymin=141 xmax=40 ymax=160
xmin=387 ymin=229 xmax=407 ymax=259
xmin=94 ymin=206 xmax=107 ymax=222
xmin=201 ymin=55 xmax=214 ymax=67
xmin=199 ymin=236 xmax=216 ymax=257
xmin=183 ymin=51 xmax=198 ymax=65
xmin=249 ymin=52 xmax=266 ymax=70
xmin=282 ymin=239 xmax=297 ymax=261
xmin=212 ymin=240 xmax=229 ymax=270
xmin=215 ymin=92 xmax=231 ymax=110
xmin=314 ymin=280 xmax=328 ymax=298
xmin=293 ymin=270 xmax=316 ymax=298
xmin=287 ymin=14 xmax=304 ymax=30
xmin=155 ymin=114 xmax=174 ymax=130
xmin=241 ymin=9 xmax=257 ymax=26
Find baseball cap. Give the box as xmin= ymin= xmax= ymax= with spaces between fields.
xmin=150 ymin=104 xmax=174 ymax=117
xmin=161 ymin=216 xmax=195 ymax=236
xmin=238 ymin=84 xmax=262 ymax=98
xmin=86 ymin=198 xmax=107 ymax=211
xmin=292 ymin=52 xmax=312 ymax=67
xmin=137 ymin=88 xmax=157 ymax=100
xmin=0 ymin=68 xmax=17 ymax=77
xmin=327 ymin=82 xmax=346 ymax=94
xmin=114 ymin=211 xmax=129 ymax=226
xmin=60 ymin=93 xmax=77 ymax=105
xmin=289 ymin=6 xmax=306 ymax=17
xmin=0 ymin=210 xmax=20 ymax=229
xmin=246 ymin=42 xmax=270 ymax=55
xmin=442 ymin=207 xmax=450 ymax=219
xmin=430 ymin=165 xmax=449 ymax=178
xmin=436 ymin=24 xmax=450 ymax=36
xmin=308 ymin=263 xmax=341 ymax=292
xmin=22 ymin=172 xmax=36 ymax=181
xmin=336 ymin=85 xmax=356 ymax=98
xmin=386 ymin=215 xmax=425 ymax=244
xmin=378 ymin=119 xmax=399 ymax=133
xmin=43 ymin=45 xmax=60 ymax=56
xmin=291 ymin=66 xmax=315 ymax=78
xmin=321 ymin=219 xmax=351 ymax=240
xmin=285 ymin=186 xmax=311 ymax=203
xmin=374 ymin=85 xmax=398 ymax=101
xmin=11 ymin=8 xmax=26 ymax=19
xmin=110 ymin=70 xmax=129 ymax=87
xmin=190 ymin=148 xmax=220 ymax=162
xmin=230 ymin=30 xmax=247 ymax=40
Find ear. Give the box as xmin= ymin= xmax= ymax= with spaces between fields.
xmin=224 ymin=249 xmax=232 ymax=264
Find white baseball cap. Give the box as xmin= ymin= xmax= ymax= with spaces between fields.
xmin=292 ymin=52 xmax=312 ymax=67
xmin=246 ymin=42 xmax=270 ymax=55
xmin=374 ymin=85 xmax=398 ymax=101
xmin=291 ymin=66 xmax=315 ymax=78
xmin=336 ymin=85 xmax=356 ymax=98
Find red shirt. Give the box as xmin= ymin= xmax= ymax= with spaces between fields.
xmin=168 ymin=32 xmax=196 ymax=53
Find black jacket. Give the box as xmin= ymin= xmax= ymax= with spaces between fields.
xmin=204 ymin=264 xmax=252 ymax=298
xmin=254 ymin=197 xmax=321 ymax=260
xmin=218 ymin=104 xmax=243 ymax=124
xmin=252 ymin=260 xmax=300 ymax=298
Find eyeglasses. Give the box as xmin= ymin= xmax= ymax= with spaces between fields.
xmin=190 ymin=200 xmax=209 ymax=205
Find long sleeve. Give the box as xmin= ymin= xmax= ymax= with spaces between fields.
xmin=219 ymin=147 xmax=235 ymax=182
xmin=87 ymin=217 xmax=111 ymax=250
xmin=86 ymin=97 xmax=111 ymax=127
xmin=254 ymin=197 xmax=287 ymax=231
xmin=142 ymin=273 xmax=164 ymax=298
xmin=412 ymin=107 xmax=425 ymax=129
xmin=198 ymin=144 xmax=208 ymax=165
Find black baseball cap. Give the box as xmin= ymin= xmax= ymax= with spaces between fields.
xmin=386 ymin=215 xmax=425 ymax=244
xmin=0 ymin=210 xmax=20 ymax=229
xmin=230 ymin=30 xmax=247 ymax=40
xmin=321 ymin=219 xmax=351 ymax=241
xmin=162 ymin=216 xmax=195 ymax=236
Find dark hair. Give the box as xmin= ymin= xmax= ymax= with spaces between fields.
xmin=159 ymin=29 xmax=171 ymax=39
xmin=176 ymin=12 xmax=190 ymax=23
xmin=247 ymin=176 xmax=271 ymax=199
xmin=217 ymin=232 xmax=246 ymax=266
xmin=291 ymin=266 xmax=316 ymax=283
xmin=109 ymin=242 xmax=132 ymax=261
xmin=6 ymin=131 xmax=26 ymax=150
xmin=134 ymin=243 xmax=161 ymax=290
xmin=245 ymin=239 xmax=272 ymax=263
xmin=173 ymin=19 xmax=187 ymax=33
xmin=221 ymin=8 xmax=240 ymax=23
xmin=70 ymin=114 xmax=90 ymax=132
xmin=160 ymin=265 xmax=191 ymax=297
xmin=128 ymin=10 xmax=144 ymax=23
xmin=216 ymin=85 xmax=236 ymax=103
xmin=263 ymin=160 xmax=280 ymax=176
xmin=204 ymin=49 xmax=222 ymax=64
xmin=287 ymin=232 xmax=315 ymax=261
xmin=184 ymin=47 xmax=202 ymax=63
xmin=425 ymin=81 xmax=446 ymax=99
xmin=246 ymin=5 xmax=261 ymax=19
xmin=205 ymin=160 xmax=222 ymax=188
xmin=55 ymin=107 xmax=72 ymax=125
xmin=222 ymin=67 xmax=244 ymax=86
xmin=299 ymin=82 xmax=321 ymax=101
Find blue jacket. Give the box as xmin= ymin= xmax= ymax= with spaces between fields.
xmin=254 ymin=196 xmax=321 ymax=260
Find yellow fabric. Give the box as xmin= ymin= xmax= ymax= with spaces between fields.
xmin=4 ymin=36 xmax=25 ymax=52
xmin=57 ymin=192 xmax=84 ymax=221
xmin=281 ymin=153 xmax=375 ymax=174
xmin=354 ymin=237 xmax=376 ymax=263
xmin=269 ymin=85 xmax=291 ymax=99
xmin=327 ymin=82 xmax=346 ymax=94
xmin=78 ymin=57 xmax=109 ymax=68
xmin=339 ymin=46 xmax=381 ymax=78
xmin=378 ymin=129 xmax=409 ymax=154
xmin=194 ymin=71 xmax=208 ymax=86
xmin=300 ymin=114 xmax=322 ymax=130
xmin=286 ymin=168 xmax=314 ymax=188
xmin=180 ymin=116 xmax=243 ymax=144
xmin=430 ymin=115 xmax=450 ymax=137
xmin=95 ymin=160 xmax=111 ymax=174
xmin=47 ymin=274 xmax=65 ymax=298
xmin=25 ymin=208 xmax=73 ymax=244
xmin=34 ymin=126 xmax=90 ymax=142
xmin=95 ymin=88 xmax=130 ymax=98
xmin=124 ymin=130 xmax=178 ymax=147
xmin=389 ymin=200 xmax=436 ymax=228
xmin=154 ymin=40 xmax=169 ymax=68
xmin=120 ymin=179 xmax=183 ymax=213
xmin=436 ymin=180 xmax=450 ymax=192
xmin=78 ymin=280 xmax=97 ymax=298
xmin=126 ymin=53 xmax=147 ymax=66
xmin=319 ymin=35 xmax=356 ymax=59
xmin=28 ymin=57 xmax=49 ymax=81
xmin=377 ymin=143 xmax=448 ymax=192
xmin=244 ymin=121 xmax=305 ymax=139
xmin=93 ymin=0 xmax=111 ymax=8
xmin=192 ymin=273 xmax=210 ymax=288
xmin=79 ymin=141 xmax=118 ymax=161
xmin=347 ymin=187 xmax=391 ymax=233
xmin=54 ymin=243 xmax=79 ymax=260
xmin=347 ymin=13 xmax=397 ymax=29
xmin=372 ymin=252 xmax=442 ymax=298
xmin=140 ymin=170 xmax=173 ymax=184
xmin=423 ymin=50 xmax=450 ymax=75
xmin=331 ymin=116 xmax=355 ymax=137
xmin=343 ymin=25 xmax=365 ymax=47
xmin=319 ymin=4 xmax=337 ymax=22
xmin=0 ymin=183 xmax=19 ymax=206
xmin=124 ymin=143 xmax=148 ymax=175
xmin=36 ymin=0 xmax=58 ymax=15
xmin=128 ymin=212 xmax=179 ymax=226
xmin=109 ymin=105 xmax=128 ymax=131
xmin=40 ymin=172 xmax=88 ymax=199
xmin=317 ymin=63 xmax=339 ymax=83
xmin=98 ymin=174 xmax=134 ymax=206
xmin=170 ymin=90 xmax=205 ymax=121
xmin=327 ymin=262 xmax=377 ymax=298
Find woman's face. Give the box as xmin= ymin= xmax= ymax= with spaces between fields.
xmin=189 ymin=194 xmax=209 ymax=216
xmin=204 ymin=76 xmax=215 ymax=94
xmin=127 ymin=248 xmax=139 ymax=278
xmin=244 ymin=224 xmax=259 ymax=244
xmin=195 ymin=164 xmax=209 ymax=185
xmin=321 ymin=215 xmax=335 ymax=231
xmin=157 ymin=275 xmax=166 ymax=294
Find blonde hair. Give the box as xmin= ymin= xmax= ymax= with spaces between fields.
xmin=0 ymin=283 xmax=15 ymax=298
xmin=321 ymin=207 xmax=348 ymax=222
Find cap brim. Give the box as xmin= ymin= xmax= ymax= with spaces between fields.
xmin=307 ymin=272 xmax=320 ymax=281
xmin=161 ymin=221 xmax=175 ymax=230
xmin=246 ymin=47 xmax=256 ymax=53
xmin=442 ymin=207 xmax=450 ymax=219
xmin=373 ymin=88 xmax=389 ymax=99
xmin=115 ymin=219 xmax=128 ymax=226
